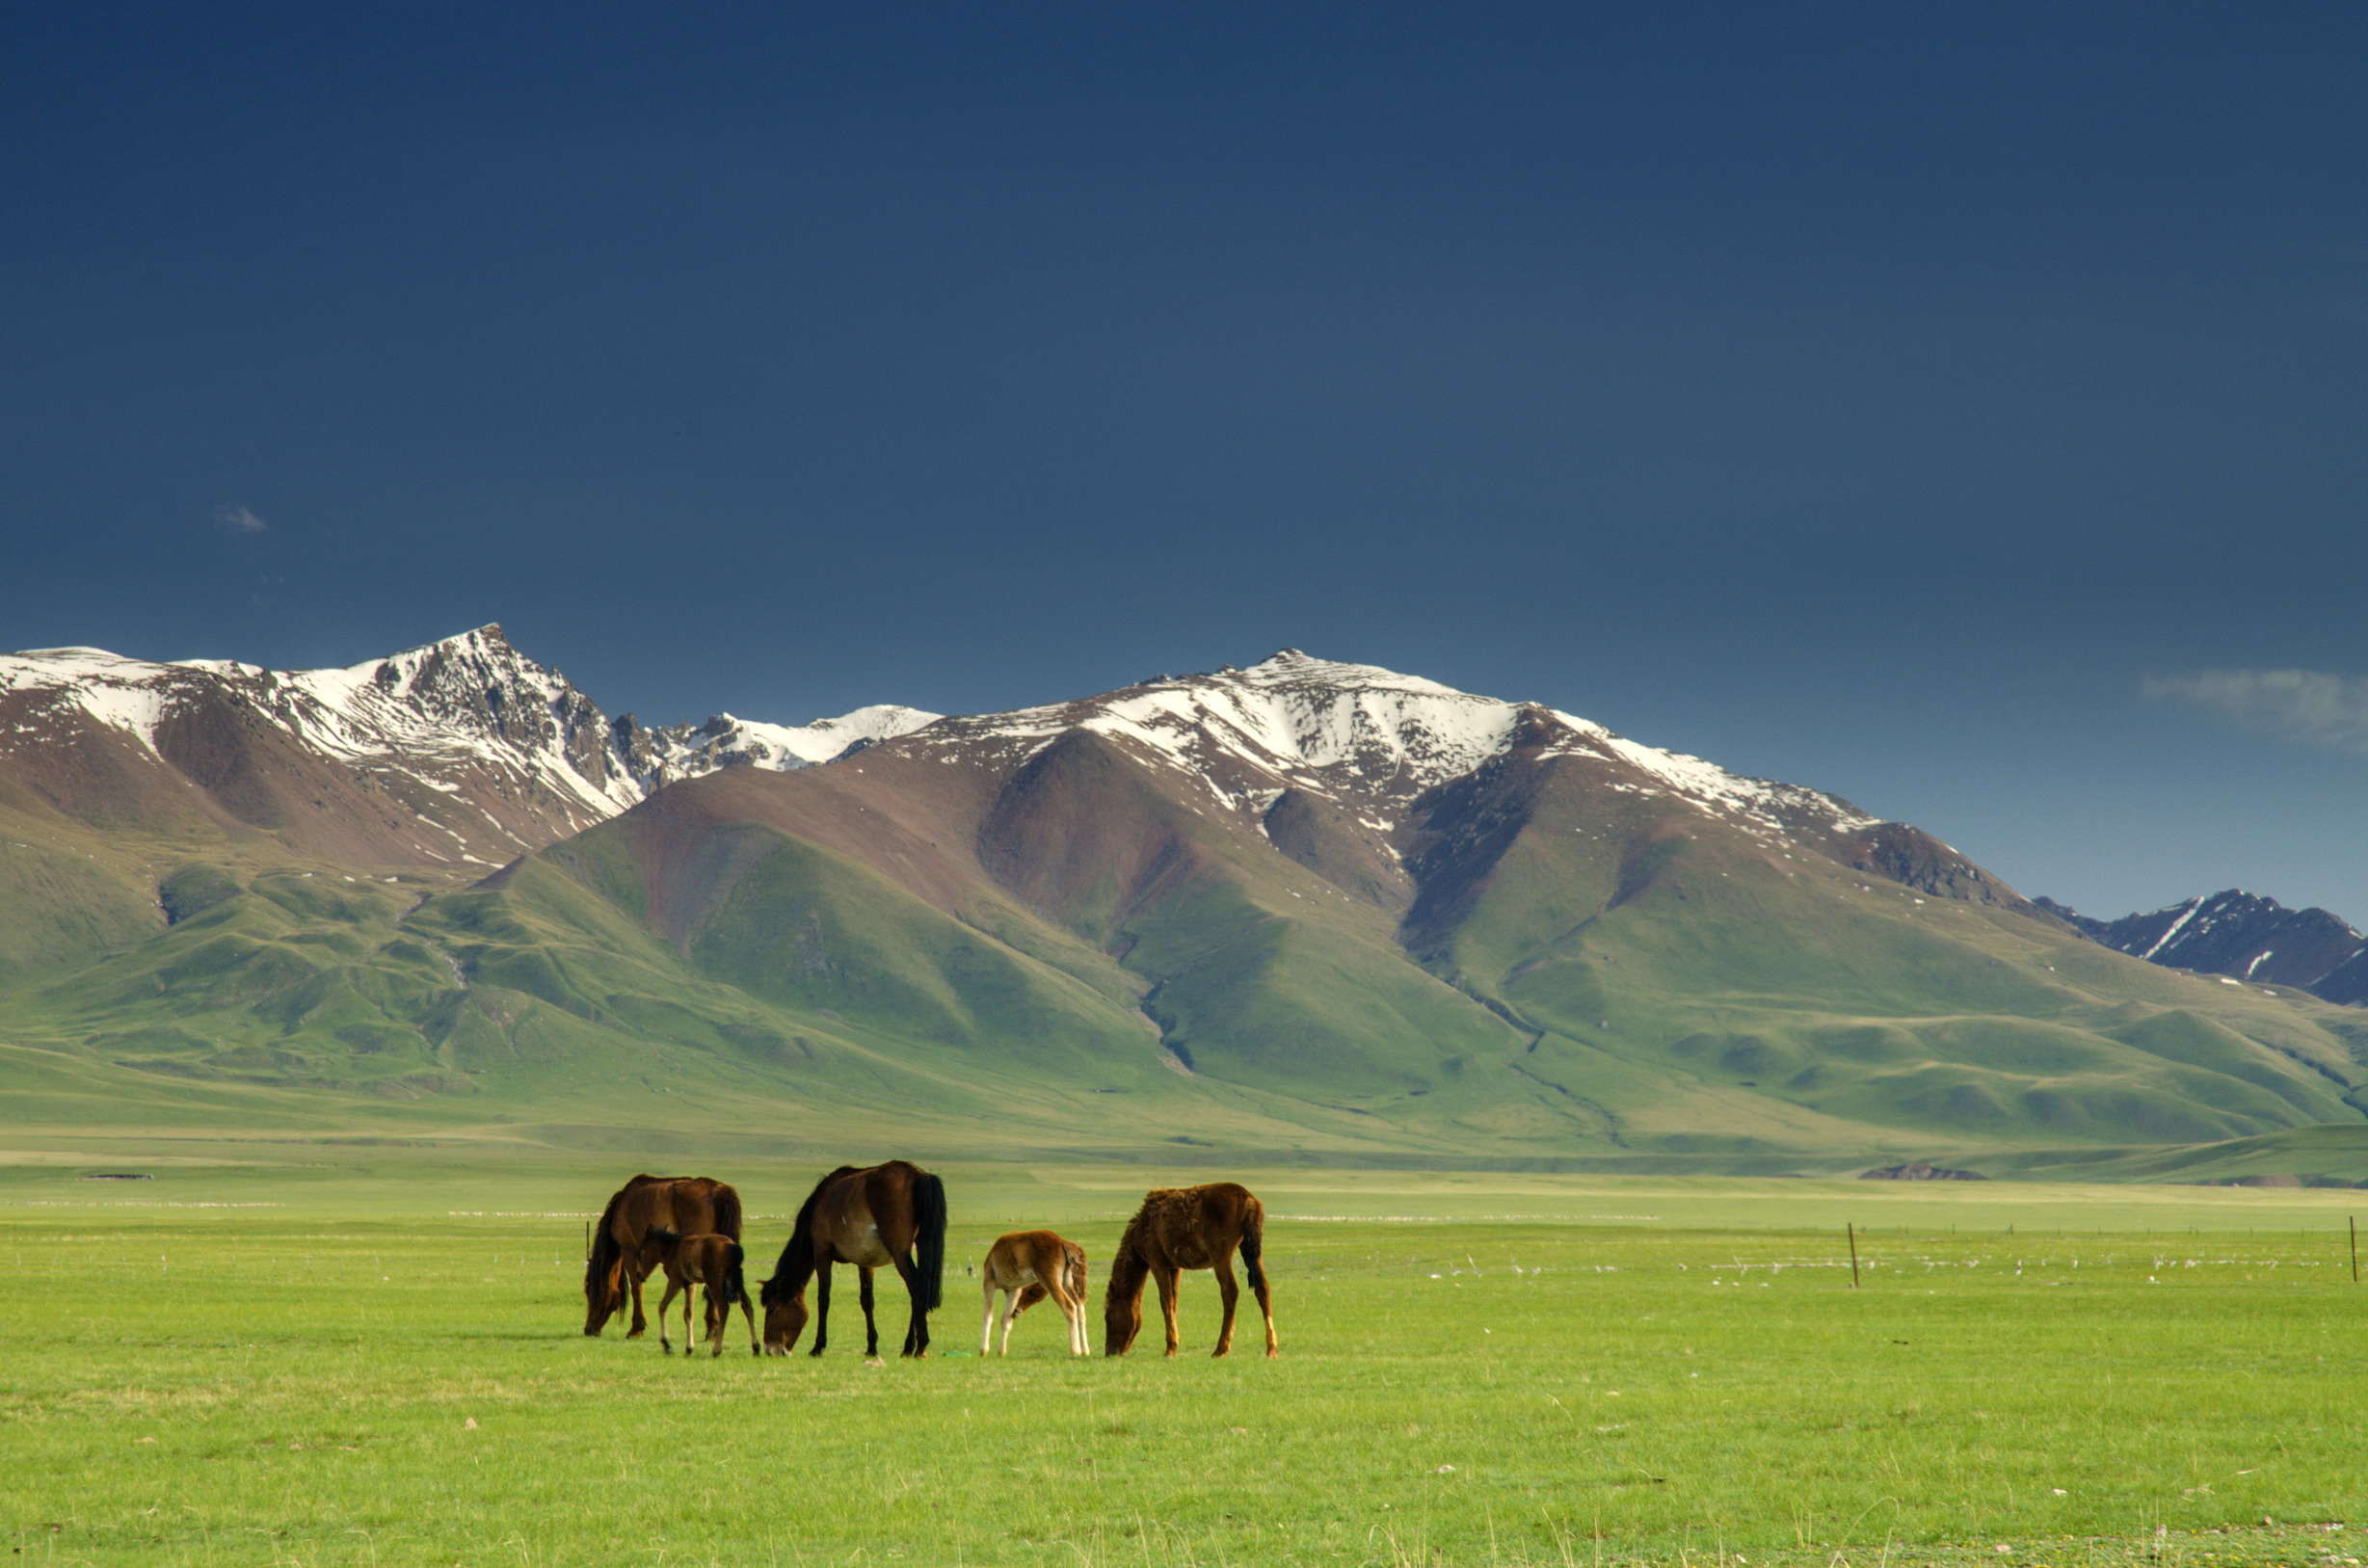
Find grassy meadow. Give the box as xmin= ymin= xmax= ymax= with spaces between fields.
xmin=5 ymin=1145 xmax=2368 ymax=1566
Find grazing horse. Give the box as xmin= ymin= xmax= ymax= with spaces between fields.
xmin=583 ymin=1174 xmax=742 ymax=1338
xmin=759 ymin=1160 xmax=946 ymax=1358
xmin=644 ymin=1227 xmax=758 ymax=1358
xmin=979 ymin=1230 xmax=1090 ymax=1357
xmin=1104 ymin=1183 xmax=1276 ymax=1359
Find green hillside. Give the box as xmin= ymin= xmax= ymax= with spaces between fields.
xmin=9 ymin=725 xmax=2368 ymax=1182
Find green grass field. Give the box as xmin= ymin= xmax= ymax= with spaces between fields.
xmin=6 ymin=1148 xmax=2368 ymax=1566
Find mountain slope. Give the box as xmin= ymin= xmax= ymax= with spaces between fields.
xmin=0 ymin=626 xmax=934 ymax=984
xmin=13 ymin=648 xmax=2363 ymax=1168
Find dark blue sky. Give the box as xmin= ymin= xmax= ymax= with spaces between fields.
xmin=7 ymin=2 xmax=2364 ymax=921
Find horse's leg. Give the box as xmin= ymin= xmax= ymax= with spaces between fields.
xmin=740 ymin=1291 xmax=760 ymax=1357
xmin=979 ymin=1274 xmax=998 ymax=1356
xmin=859 ymin=1265 xmax=883 ymax=1359
xmin=1253 ymin=1264 xmax=1278 ymax=1359
xmin=887 ymin=1249 xmax=929 ymax=1357
xmin=626 ymin=1253 xmax=651 ymax=1338
xmin=654 ymin=1275 xmax=680 ymax=1355
xmin=1154 ymin=1264 xmax=1182 ymax=1358
xmin=810 ymin=1261 xmax=833 ymax=1358
xmin=1003 ymin=1284 xmax=1043 ymax=1356
xmin=1043 ymin=1272 xmax=1085 ymax=1357
xmin=1211 ymin=1252 xmax=1241 ymax=1359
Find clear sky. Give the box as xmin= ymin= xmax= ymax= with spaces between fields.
xmin=7 ymin=2 xmax=2363 ymax=922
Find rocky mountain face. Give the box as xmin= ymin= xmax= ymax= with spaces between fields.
xmin=2041 ymin=890 xmax=2368 ymax=1006
xmin=0 ymin=625 xmax=935 ymax=872
xmin=0 ymin=625 xmax=933 ymax=986
xmin=9 ymin=641 xmax=2365 ymax=1164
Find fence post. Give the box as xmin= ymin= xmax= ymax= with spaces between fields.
xmin=2352 ymin=1216 xmax=2358 ymax=1286
xmin=1848 ymin=1222 xmax=1861 ymax=1289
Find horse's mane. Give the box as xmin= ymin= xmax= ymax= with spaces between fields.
xmin=760 ymin=1165 xmax=859 ymax=1307
xmin=1113 ymin=1189 xmax=1180 ymax=1256
xmin=584 ymin=1173 xmax=676 ymax=1301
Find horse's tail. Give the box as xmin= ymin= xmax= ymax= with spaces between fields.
xmin=912 ymin=1171 xmax=947 ymax=1313
xmin=1240 ymin=1197 xmax=1267 ymax=1296
xmin=761 ymin=1168 xmax=845 ymax=1308
xmin=709 ymin=1182 xmax=744 ymax=1241
xmin=724 ymin=1241 xmax=748 ymax=1306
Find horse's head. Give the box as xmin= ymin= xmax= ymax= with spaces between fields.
xmin=758 ymin=1279 xmax=808 ymax=1355
xmin=1102 ymin=1253 xmax=1144 ymax=1357
xmin=583 ymin=1256 xmax=625 ymax=1336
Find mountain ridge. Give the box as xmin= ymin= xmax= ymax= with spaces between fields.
xmin=2042 ymin=890 xmax=2368 ymax=1006
xmin=7 ymin=632 xmax=2367 ymax=1171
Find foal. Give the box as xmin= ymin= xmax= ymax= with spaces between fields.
xmin=644 ymin=1226 xmax=758 ymax=1357
xmin=979 ymin=1231 xmax=1090 ymax=1356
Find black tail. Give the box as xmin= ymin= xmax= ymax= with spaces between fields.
xmin=724 ymin=1241 xmax=748 ymax=1305
xmin=1240 ymin=1201 xmax=1267 ymax=1296
xmin=762 ymin=1167 xmax=851 ymax=1308
xmin=912 ymin=1171 xmax=946 ymax=1312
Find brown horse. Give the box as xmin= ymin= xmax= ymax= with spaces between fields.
xmin=758 ymin=1160 xmax=946 ymax=1358
xmin=1104 ymin=1183 xmax=1276 ymax=1359
xmin=583 ymin=1174 xmax=743 ymax=1338
xmin=979 ymin=1230 xmax=1090 ymax=1357
xmin=645 ymin=1227 xmax=758 ymax=1358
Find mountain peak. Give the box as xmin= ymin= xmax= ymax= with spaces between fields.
xmin=1231 ymin=649 xmax=1470 ymax=699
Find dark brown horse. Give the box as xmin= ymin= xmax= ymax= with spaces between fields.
xmin=1104 ymin=1183 xmax=1276 ymax=1358
xmin=583 ymin=1174 xmax=743 ymax=1338
xmin=644 ymin=1227 xmax=758 ymax=1358
xmin=759 ymin=1160 xmax=946 ymax=1358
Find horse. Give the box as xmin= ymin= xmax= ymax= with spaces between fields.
xmin=583 ymin=1174 xmax=743 ymax=1338
xmin=758 ymin=1160 xmax=946 ymax=1358
xmin=644 ymin=1227 xmax=758 ymax=1357
xmin=979 ymin=1230 xmax=1090 ymax=1357
xmin=1104 ymin=1182 xmax=1276 ymax=1358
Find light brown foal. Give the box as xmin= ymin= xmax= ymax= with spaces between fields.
xmin=979 ymin=1230 xmax=1090 ymax=1356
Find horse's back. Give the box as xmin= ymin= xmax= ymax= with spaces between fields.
xmin=985 ymin=1229 xmax=1070 ymax=1288
xmin=1128 ymin=1183 xmax=1258 ymax=1270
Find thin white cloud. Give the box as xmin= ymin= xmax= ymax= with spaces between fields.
xmin=212 ymin=503 xmax=269 ymax=535
xmin=2144 ymin=668 xmax=2368 ymax=754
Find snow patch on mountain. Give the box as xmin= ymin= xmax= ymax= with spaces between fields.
xmin=910 ymin=648 xmax=1883 ymax=841
xmin=0 ymin=626 xmax=935 ymax=860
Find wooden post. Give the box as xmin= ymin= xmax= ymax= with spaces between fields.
xmin=1848 ymin=1222 xmax=1861 ymax=1289
xmin=584 ymin=1219 xmax=592 ymax=1261
xmin=2351 ymin=1216 xmax=2358 ymax=1285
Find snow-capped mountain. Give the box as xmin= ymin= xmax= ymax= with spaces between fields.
xmin=2047 ymin=890 xmax=2368 ymax=1006
xmin=892 ymin=649 xmax=2028 ymax=911
xmin=18 ymin=637 xmax=2363 ymax=1165
xmin=919 ymin=648 xmax=1881 ymax=832
xmin=0 ymin=625 xmax=936 ymax=869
